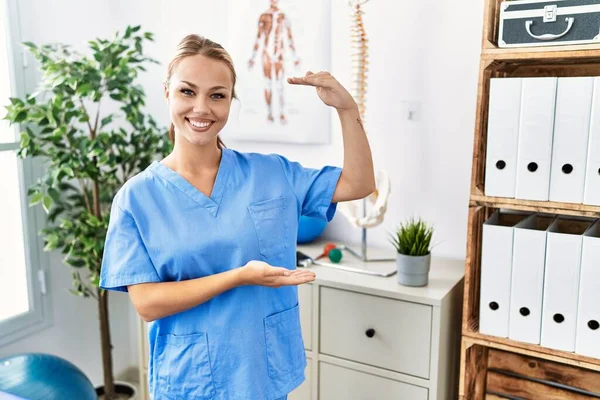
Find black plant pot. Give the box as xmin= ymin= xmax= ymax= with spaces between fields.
xmin=95 ymin=381 xmax=137 ymax=399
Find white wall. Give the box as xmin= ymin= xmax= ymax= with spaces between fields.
xmin=1 ymin=0 xmax=484 ymax=386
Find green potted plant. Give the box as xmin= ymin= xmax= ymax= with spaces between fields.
xmin=3 ymin=26 xmax=171 ymax=399
xmin=390 ymin=217 xmax=434 ymax=287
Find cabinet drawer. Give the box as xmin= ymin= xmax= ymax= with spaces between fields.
xmin=298 ymin=283 xmax=312 ymax=350
xmin=319 ymin=362 xmax=428 ymax=400
xmin=320 ymin=286 xmax=432 ymax=379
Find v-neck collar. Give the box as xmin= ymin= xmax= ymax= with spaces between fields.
xmin=149 ymin=148 xmax=232 ymax=217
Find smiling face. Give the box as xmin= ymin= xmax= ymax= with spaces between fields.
xmin=165 ymin=54 xmax=234 ymax=147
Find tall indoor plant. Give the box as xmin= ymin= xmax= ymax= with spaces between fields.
xmin=3 ymin=26 xmax=171 ymax=399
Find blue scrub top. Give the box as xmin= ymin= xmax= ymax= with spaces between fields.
xmin=100 ymin=148 xmax=342 ymax=400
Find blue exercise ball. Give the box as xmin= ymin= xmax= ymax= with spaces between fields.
xmin=297 ymin=215 xmax=328 ymax=244
xmin=0 ymin=353 xmax=97 ymax=400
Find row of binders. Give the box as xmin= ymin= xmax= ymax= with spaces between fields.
xmin=479 ymin=211 xmax=600 ymax=358
xmin=485 ymin=76 xmax=600 ymax=205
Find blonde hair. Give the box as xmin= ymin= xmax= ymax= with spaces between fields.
xmin=165 ymin=34 xmax=237 ymax=147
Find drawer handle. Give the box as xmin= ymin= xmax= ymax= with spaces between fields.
xmin=365 ymin=328 xmax=376 ymax=338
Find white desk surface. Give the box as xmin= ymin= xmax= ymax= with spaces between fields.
xmin=297 ymin=241 xmax=465 ymax=306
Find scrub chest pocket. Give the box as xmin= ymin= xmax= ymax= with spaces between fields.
xmin=155 ymin=332 xmax=216 ymax=400
xmin=248 ymin=197 xmax=290 ymax=259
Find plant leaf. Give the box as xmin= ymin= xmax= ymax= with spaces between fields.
xmin=42 ymin=195 xmax=53 ymax=213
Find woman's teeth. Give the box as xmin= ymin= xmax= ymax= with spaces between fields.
xmin=188 ymin=119 xmax=212 ymax=128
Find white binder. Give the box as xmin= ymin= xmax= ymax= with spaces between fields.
xmin=575 ymin=219 xmax=600 ymax=358
xmin=541 ymin=217 xmax=593 ymax=352
xmin=480 ymin=211 xmax=528 ymax=338
xmin=515 ymin=77 xmax=557 ymax=201
xmin=549 ymin=77 xmax=594 ymax=204
xmin=485 ymin=78 xmax=522 ymax=198
xmin=583 ymin=78 xmax=600 ymax=206
xmin=508 ymin=214 xmax=555 ymax=345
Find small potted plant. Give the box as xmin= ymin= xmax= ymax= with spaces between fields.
xmin=390 ymin=217 xmax=434 ymax=287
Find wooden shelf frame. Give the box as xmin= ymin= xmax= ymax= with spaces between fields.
xmin=463 ymin=334 xmax=600 ymax=374
xmin=483 ymin=46 xmax=600 ymax=61
xmin=469 ymin=195 xmax=600 ymax=218
xmin=460 ymin=341 xmax=600 ymax=400
xmin=460 ymin=0 xmax=600 ymax=398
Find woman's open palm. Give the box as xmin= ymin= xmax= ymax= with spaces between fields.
xmin=241 ymin=260 xmax=315 ymax=288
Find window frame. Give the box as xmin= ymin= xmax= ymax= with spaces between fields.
xmin=0 ymin=0 xmax=52 ymax=347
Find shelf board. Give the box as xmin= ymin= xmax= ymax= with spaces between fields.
xmin=469 ymin=195 xmax=600 ymax=218
xmin=482 ymin=43 xmax=600 ymax=62
xmin=463 ymin=332 xmax=600 ymax=373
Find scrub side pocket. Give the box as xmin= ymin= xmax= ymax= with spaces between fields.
xmin=248 ymin=196 xmax=289 ymax=260
xmin=155 ymin=332 xmax=216 ymax=400
xmin=264 ymin=304 xmax=307 ymax=380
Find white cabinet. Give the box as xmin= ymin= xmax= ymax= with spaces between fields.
xmin=138 ymin=243 xmax=464 ymax=400
xmin=297 ymin=242 xmax=464 ymax=400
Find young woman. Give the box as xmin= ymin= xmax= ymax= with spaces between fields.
xmin=100 ymin=34 xmax=375 ymax=400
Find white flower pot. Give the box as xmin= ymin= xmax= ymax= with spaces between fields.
xmin=396 ymin=252 xmax=431 ymax=287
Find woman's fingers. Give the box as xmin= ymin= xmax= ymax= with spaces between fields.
xmin=288 ymin=272 xmax=315 ymax=281
xmin=287 ymin=76 xmax=318 ymax=86
xmin=265 ymin=266 xmax=314 ymax=277
xmin=259 ymin=263 xmax=317 ymax=287
xmin=287 ymin=71 xmax=332 ymax=87
xmin=282 ymin=274 xmax=315 ymax=285
xmin=287 ymin=270 xmax=316 ymax=281
xmin=267 ymin=269 xmax=315 ymax=287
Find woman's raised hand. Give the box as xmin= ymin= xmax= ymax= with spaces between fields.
xmin=239 ymin=260 xmax=315 ymax=288
xmin=287 ymin=71 xmax=357 ymax=111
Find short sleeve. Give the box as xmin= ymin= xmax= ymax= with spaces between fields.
xmin=99 ymin=202 xmax=161 ymax=292
xmin=275 ymin=155 xmax=343 ymax=222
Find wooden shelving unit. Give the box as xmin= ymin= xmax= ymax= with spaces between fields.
xmin=459 ymin=1 xmax=600 ymax=398
xmin=470 ymin=195 xmax=600 ymax=218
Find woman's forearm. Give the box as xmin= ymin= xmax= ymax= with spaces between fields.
xmin=337 ymin=106 xmax=376 ymax=197
xmin=128 ymin=268 xmax=243 ymax=322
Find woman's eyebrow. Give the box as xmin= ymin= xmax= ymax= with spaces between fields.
xmin=180 ymin=80 xmax=199 ymax=88
xmin=180 ymin=80 xmax=228 ymax=91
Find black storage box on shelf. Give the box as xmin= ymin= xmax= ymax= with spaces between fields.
xmin=499 ymin=0 xmax=600 ymax=48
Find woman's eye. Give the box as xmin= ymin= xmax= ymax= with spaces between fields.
xmin=180 ymin=88 xmax=194 ymax=96
xmin=211 ymin=93 xmax=226 ymax=100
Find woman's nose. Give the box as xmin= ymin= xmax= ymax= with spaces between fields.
xmin=192 ymin=96 xmax=209 ymax=114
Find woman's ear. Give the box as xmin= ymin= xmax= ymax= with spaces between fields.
xmin=163 ymin=83 xmax=170 ymax=104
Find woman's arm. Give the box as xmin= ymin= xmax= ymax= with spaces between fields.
xmin=332 ymin=105 xmax=376 ymax=203
xmin=128 ymin=261 xmax=315 ymax=322
xmin=288 ymin=71 xmax=376 ymax=203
